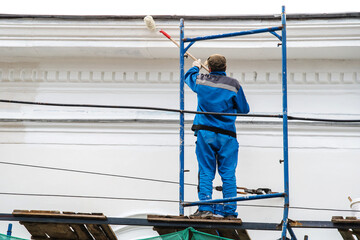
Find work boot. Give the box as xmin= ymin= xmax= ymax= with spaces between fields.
xmin=190 ymin=209 xmax=213 ymax=218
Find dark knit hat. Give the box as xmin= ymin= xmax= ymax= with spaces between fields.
xmin=206 ymin=54 xmax=226 ymax=72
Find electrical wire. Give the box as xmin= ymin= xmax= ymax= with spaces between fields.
xmin=0 ymin=192 xmax=359 ymax=213
xmin=0 ymin=192 xmax=178 ymax=203
xmin=287 ymin=115 xmax=360 ymax=123
xmin=0 ymin=161 xmax=198 ymax=187
xmin=238 ymin=204 xmax=360 ymax=213
xmin=1 ymin=99 xmax=359 ymax=122
xmin=0 ymin=162 xmax=357 ymax=213
xmin=286 ymin=205 xmax=360 ymax=213
xmin=0 ymin=99 xmax=359 ymax=216
xmin=4 ymin=161 xmax=359 ymax=211
xmin=0 ymin=99 xmax=273 ymax=118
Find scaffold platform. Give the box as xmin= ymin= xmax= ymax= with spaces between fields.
xmin=2 ymin=210 xmax=360 ymax=239
xmin=148 ymin=214 xmax=250 ymax=240
xmin=12 ymin=210 xmax=117 ymax=240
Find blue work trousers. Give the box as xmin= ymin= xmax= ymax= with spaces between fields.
xmin=196 ymin=130 xmax=239 ymax=217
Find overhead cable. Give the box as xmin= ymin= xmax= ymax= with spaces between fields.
xmin=1 ymin=99 xmax=359 ymax=122
xmin=0 ymin=161 xmax=197 ymax=187
xmin=0 ymin=192 xmax=178 ymax=203
xmin=0 ymin=192 xmax=359 ymax=213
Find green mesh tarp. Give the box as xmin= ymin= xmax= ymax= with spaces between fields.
xmin=0 ymin=233 xmax=27 ymax=240
xmin=140 ymin=227 xmax=232 ymax=240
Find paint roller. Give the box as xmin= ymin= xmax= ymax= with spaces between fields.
xmin=144 ymin=15 xmax=209 ymax=72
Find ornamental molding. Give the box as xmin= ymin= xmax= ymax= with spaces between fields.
xmin=0 ymin=17 xmax=359 ymax=42
xmin=0 ymin=17 xmax=359 ymax=59
xmin=0 ymin=68 xmax=359 ymax=85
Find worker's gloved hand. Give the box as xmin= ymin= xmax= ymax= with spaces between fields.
xmin=192 ymin=59 xmax=202 ymax=69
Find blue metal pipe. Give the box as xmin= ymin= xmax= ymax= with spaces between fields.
xmin=184 ymin=26 xmax=282 ymax=42
xmin=280 ymin=5 xmax=290 ymax=240
xmin=184 ymin=41 xmax=195 ymax=53
xmin=288 ymin=225 xmax=298 ymax=240
xmin=179 ymin=18 xmax=185 ymax=216
xmin=7 ymin=223 xmax=12 ymax=236
xmin=183 ymin=193 xmax=285 ymax=207
xmin=270 ymin=31 xmax=282 ymax=41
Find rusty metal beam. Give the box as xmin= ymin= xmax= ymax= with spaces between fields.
xmin=1 ymin=214 xmax=360 ymax=231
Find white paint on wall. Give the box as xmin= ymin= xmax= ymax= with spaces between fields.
xmin=0 ymin=15 xmax=359 ymax=240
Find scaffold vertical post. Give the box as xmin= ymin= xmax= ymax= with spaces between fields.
xmin=281 ymin=5 xmax=290 ymax=239
xmin=7 ymin=223 xmax=12 ymax=236
xmin=179 ymin=18 xmax=185 ymax=216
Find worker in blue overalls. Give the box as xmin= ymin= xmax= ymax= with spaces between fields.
xmin=185 ymin=54 xmax=250 ymax=219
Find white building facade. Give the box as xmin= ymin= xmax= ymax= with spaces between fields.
xmin=0 ymin=12 xmax=359 ymax=239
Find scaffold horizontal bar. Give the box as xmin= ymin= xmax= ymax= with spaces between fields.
xmin=183 ymin=193 xmax=286 ymax=207
xmin=1 ymin=214 xmax=359 ymax=230
xmin=184 ymin=26 xmax=282 ymax=42
xmin=0 ymin=213 xmax=275 ymax=230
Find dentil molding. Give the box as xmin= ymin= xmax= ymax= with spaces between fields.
xmin=0 ymin=68 xmax=358 ymax=85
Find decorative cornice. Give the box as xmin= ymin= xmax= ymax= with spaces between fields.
xmin=0 ymin=12 xmax=359 ymax=20
xmin=0 ymin=17 xmax=359 ymax=60
xmin=0 ymin=68 xmax=358 ymax=85
xmin=3 ymin=12 xmax=359 ymax=20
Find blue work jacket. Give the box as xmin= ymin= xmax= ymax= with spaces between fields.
xmin=185 ymin=66 xmax=250 ymax=137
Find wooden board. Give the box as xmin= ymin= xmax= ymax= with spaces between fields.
xmin=36 ymin=223 xmax=77 ymax=239
xmin=338 ymin=229 xmax=355 ymax=240
xmin=14 ymin=210 xmax=117 ymax=240
xmin=195 ymin=228 xmax=220 ymax=237
xmin=153 ymin=227 xmax=185 ymax=236
xmin=332 ymin=216 xmax=360 ymax=240
xmin=19 ymin=222 xmax=49 ymax=239
xmin=236 ymin=229 xmax=252 ymax=240
xmin=86 ymin=224 xmax=108 ymax=240
xmin=100 ymin=224 xmax=118 ymax=240
xmin=153 ymin=227 xmax=251 ymax=240
xmin=148 ymin=214 xmax=242 ymax=224
xmin=148 ymin=214 xmax=250 ymax=240
xmin=217 ymin=228 xmax=241 ymax=240
xmin=332 ymin=216 xmax=360 ymax=224
xmin=13 ymin=210 xmax=107 ymax=220
xmin=70 ymin=223 xmax=93 ymax=240
xmin=352 ymin=229 xmax=360 ymax=239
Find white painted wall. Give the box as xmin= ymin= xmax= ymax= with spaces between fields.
xmin=0 ymin=15 xmax=359 ymax=240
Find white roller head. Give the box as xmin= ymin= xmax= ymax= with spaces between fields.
xmin=144 ymin=15 xmax=156 ymax=31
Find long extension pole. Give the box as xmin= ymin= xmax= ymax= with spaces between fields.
xmin=281 ymin=5 xmax=290 ymax=240
xmin=179 ymin=18 xmax=185 ymax=216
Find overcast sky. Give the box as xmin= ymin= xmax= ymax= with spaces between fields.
xmin=2 ymin=0 xmax=360 ymax=15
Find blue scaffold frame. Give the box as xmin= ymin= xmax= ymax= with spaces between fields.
xmin=179 ymin=6 xmax=291 ymax=240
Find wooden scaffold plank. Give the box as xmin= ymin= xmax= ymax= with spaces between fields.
xmin=148 ymin=214 xmax=250 ymax=240
xmin=148 ymin=214 xmax=242 ymax=224
xmin=13 ymin=210 xmax=117 ymax=240
xmin=332 ymin=216 xmax=360 ymax=240
xmin=70 ymin=223 xmax=94 ymax=240
xmin=86 ymin=224 xmax=108 ymax=240
xmin=18 ymin=222 xmax=49 ymax=240
xmin=37 ymin=223 xmax=78 ymax=239
xmin=100 ymin=224 xmax=118 ymax=240
xmin=352 ymin=229 xmax=360 ymax=239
